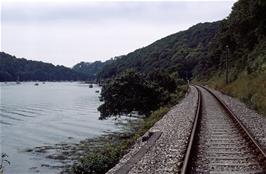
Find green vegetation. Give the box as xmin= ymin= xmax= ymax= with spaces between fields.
xmin=71 ymin=141 xmax=124 ymax=174
xmin=0 ymin=52 xmax=87 ymax=81
xmin=197 ymin=0 xmax=266 ymax=77
xmin=196 ymin=0 xmax=266 ymax=116
xmin=98 ymin=70 xmax=185 ymax=119
xmin=207 ymin=72 xmax=266 ymax=116
xmin=72 ymin=61 xmax=106 ymax=80
xmin=70 ymin=105 xmax=187 ymax=174
xmin=97 ymin=22 xmax=220 ymax=80
xmin=72 ymin=22 xmax=220 ymax=81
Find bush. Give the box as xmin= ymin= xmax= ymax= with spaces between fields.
xmin=72 ymin=143 xmax=124 ymax=174
xmin=71 ymin=107 xmax=171 ymax=174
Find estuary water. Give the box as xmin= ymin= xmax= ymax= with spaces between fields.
xmin=0 ymin=82 xmax=124 ymax=174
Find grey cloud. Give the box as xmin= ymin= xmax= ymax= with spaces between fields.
xmin=2 ymin=1 xmax=235 ymax=25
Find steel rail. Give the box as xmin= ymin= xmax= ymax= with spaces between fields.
xmin=181 ymin=85 xmax=266 ymax=174
xmin=180 ymin=85 xmax=202 ymax=174
xmin=200 ymin=85 xmax=266 ymax=168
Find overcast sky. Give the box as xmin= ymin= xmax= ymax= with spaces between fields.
xmin=1 ymin=0 xmax=236 ymax=67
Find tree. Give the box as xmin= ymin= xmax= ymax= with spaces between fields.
xmin=147 ymin=70 xmax=177 ymax=93
xmin=98 ymin=70 xmax=169 ymax=119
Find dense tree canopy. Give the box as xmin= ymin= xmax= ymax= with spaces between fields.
xmin=98 ymin=70 xmax=180 ymax=119
xmin=72 ymin=61 xmax=106 ymax=80
xmin=73 ymin=22 xmax=220 ymax=81
xmin=199 ymin=0 xmax=266 ymax=78
xmin=97 ymin=22 xmax=220 ymax=80
xmin=0 ymin=52 xmax=86 ymax=81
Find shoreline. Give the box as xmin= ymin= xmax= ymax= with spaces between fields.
xmin=26 ymin=117 xmax=142 ymax=173
xmin=25 ymin=106 xmax=172 ymax=174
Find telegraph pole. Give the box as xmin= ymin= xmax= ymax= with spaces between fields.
xmin=225 ymin=45 xmax=229 ymax=84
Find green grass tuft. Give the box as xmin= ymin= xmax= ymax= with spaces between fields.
xmin=207 ymin=72 xmax=266 ymax=117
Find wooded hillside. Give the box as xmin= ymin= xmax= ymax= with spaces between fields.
xmin=0 ymin=52 xmax=86 ymax=81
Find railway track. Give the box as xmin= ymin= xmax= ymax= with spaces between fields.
xmin=181 ymin=85 xmax=266 ymax=174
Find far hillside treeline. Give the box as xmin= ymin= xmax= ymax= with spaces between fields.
xmin=72 ymin=60 xmax=113 ymax=80
xmin=74 ymin=22 xmax=220 ymax=80
xmin=0 ymin=52 xmax=87 ymax=82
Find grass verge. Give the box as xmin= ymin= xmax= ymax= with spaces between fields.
xmin=206 ymin=72 xmax=266 ymax=116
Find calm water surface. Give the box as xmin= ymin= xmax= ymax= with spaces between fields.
xmin=0 ymin=82 xmax=124 ymax=174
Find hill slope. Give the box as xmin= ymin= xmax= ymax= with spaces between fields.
xmin=0 ymin=52 xmax=86 ymax=81
xmin=98 ymin=22 xmax=220 ymax=79
xmin=198 ymin=0 xmax=266 ymax=78
xmin=72 ymin=59 xmax=114 ymax=80
xmin=201 ymin=0 xmax=266 ymax=115
xmin=85 ymin=0 xmax=264 ymax=83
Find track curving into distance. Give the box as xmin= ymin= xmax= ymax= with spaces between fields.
xmin=181 ymin=85 xmax=266 ymax=174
